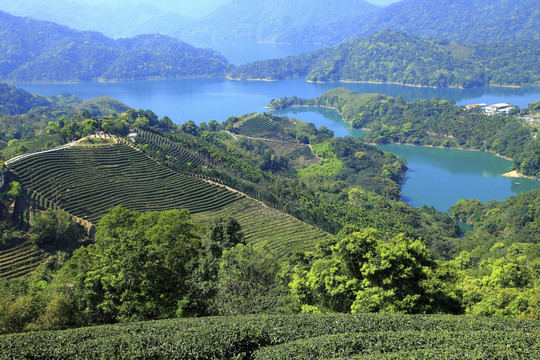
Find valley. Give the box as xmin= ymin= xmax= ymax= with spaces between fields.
xmin=0 ymin=0 xmax=539 ymax=357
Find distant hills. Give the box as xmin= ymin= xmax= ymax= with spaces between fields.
xmin=228 ymin=31 xmax=540 ymax=88
xmin=1 ymin=0 xmax=537 ymax=46
xmin=276 ymin=0 xmax=540 ymax=44
xmin=0 ymin=11 xmax=231 ymax=83
xmin=0 ymin=0 xmax=202 ymax=38
xmin=365 ymin=0 xmax=540 ymax=43
xmin=170 ymin=0 xmax=540 ymax=45
xmin=168 ymin=0 xmax=379 ymax=43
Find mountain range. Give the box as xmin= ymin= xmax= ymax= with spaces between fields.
xmin=0 ymin=0 xmax=537 ymax=45
xmin=274 ymin=0 xmax=540 ymax=44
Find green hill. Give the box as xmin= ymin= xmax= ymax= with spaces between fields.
xmin=229 ymin=31 xmax=540 ymax=88
xmin=7 ymin=140 xmax=242 ymax=224
xmin=0 ymin=11 xmax=230 ymax=83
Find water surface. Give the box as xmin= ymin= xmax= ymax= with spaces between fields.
xmin=18 ymin=78 xmax=540 ymax=124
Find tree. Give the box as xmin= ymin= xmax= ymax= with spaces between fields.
xmin=214 ymin=243 xmax=287 ymax=315
xmin=6 ymin=181 xmax=21 ymax=199
xmin=70 ymin=207 xmax=202 ymax=324
xmin=159 ymin=116 xmax=175 ymax=130
xmin=185 ymin=217 xmax=245 ymax=316
xmin=180 ymin=120 xmax=199 ymax=136
xmin=30 ymin=209 xmax=86 ymax=250
xmin=291 ymin=228 xmax=461 ymax=314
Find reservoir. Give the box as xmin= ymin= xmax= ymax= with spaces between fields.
xmin=16 ymin=77 xmax=540 ymax=212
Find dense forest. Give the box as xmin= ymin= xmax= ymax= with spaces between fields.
xmin=0 ymin=11 xmax=231 ymax=83
xmin=229 ymin=31 xmax=540 ymax=88
xmin=269 ymin=88 xmax=540 ymax=177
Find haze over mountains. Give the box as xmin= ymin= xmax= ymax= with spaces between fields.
xmin=2 ymin=0 xmax=536 ymax=46
xmin=167 ymin=0 xmax=380 ymax=43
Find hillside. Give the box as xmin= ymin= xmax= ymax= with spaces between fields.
xmin=1 ymin=88 xmax=540 ymax=340
xmin=168 ymin=0 xmax=379 ymax=43
xmin=275 ymin=0 xmax=540 ymax=44
xmin=366 ymin=0 xmax=540 ymax=43
xmin=5 ymin=138 xmax=330 ymax=257
xmin=0 ymin=11 xmax=230 ymax=83
xmin=229 ymin=31 xmax=540 ymax=88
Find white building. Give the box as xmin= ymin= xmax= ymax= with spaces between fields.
xmin=483 ymin=103 xmax=513 ymax=115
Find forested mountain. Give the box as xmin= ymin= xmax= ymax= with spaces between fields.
xmin=276 ymin=0 xmax=540 ymax=44
xmin=0 ymin=11 xmax=231 ymax=83
xmin=229 ymin=31 xmax=540 ymax=88
xmin=0 ymin=0 xmax=190 ymax=39
xmin=367 ymin=0 xmax=540 ymax=43
xmin=167 ymin=0 xmax=379 ymax=43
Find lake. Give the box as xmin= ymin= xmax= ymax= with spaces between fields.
xmin=189 ymin=38 xmax=325 ymax=65
xmin=17 ymin=77 xmax=540 ymax=212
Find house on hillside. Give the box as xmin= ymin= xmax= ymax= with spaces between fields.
xmin=483 ymin=103 xmax=514 ymax=115
xmin=465 ymin=103 xmax=487 ymax=110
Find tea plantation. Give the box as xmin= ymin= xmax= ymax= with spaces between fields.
xmin=8 ymin=142 xmax=242 ymax=224
xmin=136 ymin=130 xmax=206 ymax=166
xmin=193 ymin=197 xmax=331 ymax=257
xmin=0 ymin=241 xmax=47 ymax=280
xmin=0 ymin=313 xmax=538 ymax=359
xmin=6 ymin=140 xmax=330 ymax=258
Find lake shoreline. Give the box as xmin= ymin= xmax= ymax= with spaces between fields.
xmin=232 ymin=76 xmax=528 ymax=89
xmin=273 ymin=104 xmax=537 ymax=179
xmin=501 ymin=170 xmax=536 ymax=179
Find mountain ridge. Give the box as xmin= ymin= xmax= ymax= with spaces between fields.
xmin=0 ymin=11 xmax=231 ymax=83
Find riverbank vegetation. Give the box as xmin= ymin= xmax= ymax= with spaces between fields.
xmin=229 ymin=31 xmax=540 ymax=88
xmin=269 ymin=88 xmax=540 ymax=178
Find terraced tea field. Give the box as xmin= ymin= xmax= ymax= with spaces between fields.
xmin=136 ymin=131 xmax=205 ymax=166
xmin=236 ymin=114 xmax=291 ymax=140
xmin=0 ymin=241 xmax=47 ymax=280
xmin=8 ymin=143 xmax=242 ymax=224
xmin=193 ymin=197 xmax=331 ymax=257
